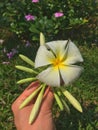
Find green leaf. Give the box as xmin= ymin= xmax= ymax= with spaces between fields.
xmin=61 ymin=97 xmax=70 ymax=114
xmin=29 ymin=24 xmax=39 ymax=33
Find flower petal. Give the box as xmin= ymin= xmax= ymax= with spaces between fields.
xmin=46 ymin=40 xmax=68 ymax=59
xmin=64 ymin=40 xmax=83 ymax=65
xmin=59 ymin=65 xmax=83 ymax=85
xmin=36 ymin=67 xmax=60 ymax=87
xmin=35 ymin=46 xmax=55 ymax=68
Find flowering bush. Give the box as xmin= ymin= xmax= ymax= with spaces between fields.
xmin=1 ymin=0 xmax=97 ymax=44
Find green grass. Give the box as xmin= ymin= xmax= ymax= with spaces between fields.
xmin=0 ymin=45 xmax=98 ymax=130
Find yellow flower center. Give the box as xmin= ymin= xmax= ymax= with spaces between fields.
xmin=53 ymin=57 xmax=63 ymax=67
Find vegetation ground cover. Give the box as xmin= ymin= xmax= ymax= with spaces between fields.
xmin=0 ymin=0 xmax=98 ymax=129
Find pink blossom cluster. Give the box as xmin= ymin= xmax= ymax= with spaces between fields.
xmin=32 ymin=0 xmax=39 ymax=3
xmin=54 ymin=12 xmax=64 ymax=18
xmin=25 ymin=14 xmax=35 ymax=21
xmin=25 ymin=1 xmax=64 ymax=21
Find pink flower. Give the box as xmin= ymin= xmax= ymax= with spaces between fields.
xmin=54 ymin=12 xmax=64 ymax=18
xmin=32 ymin=0 xmax=39 ymax=3
xmin=25 ymin=14 xmax=35 ymax=21
xmin=6 ymin=48 xmax=18 ymax=59
xmin=7 ymin=52 xmax=14 ymax=59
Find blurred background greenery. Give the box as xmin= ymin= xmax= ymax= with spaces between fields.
xmin=0 ymin=0 xmax=98 ymax=129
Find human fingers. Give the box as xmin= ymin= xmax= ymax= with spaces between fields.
xmin=41 ymin=87 xmax=54 ymax=111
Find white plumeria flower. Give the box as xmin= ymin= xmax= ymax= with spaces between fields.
xmin=35 ymin=40 xmax=83 ymax=87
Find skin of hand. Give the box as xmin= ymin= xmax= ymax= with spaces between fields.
xmin=11 ymin=81 xmax=56 ymax=130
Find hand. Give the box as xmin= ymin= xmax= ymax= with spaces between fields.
xmin=11 ymin=81 xmax=56 ymax=130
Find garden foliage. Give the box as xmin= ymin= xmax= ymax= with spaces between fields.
xmin=0 ymin=0 xmax=97 ymax=45
xmin=0 ymin=1 xmax=98 ymax=129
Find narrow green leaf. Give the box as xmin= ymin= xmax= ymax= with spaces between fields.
xmin=17 ymin=77 xmax=36 ymax=84
xmin=61 ymin=97 xmax=70 ymax=114
xmin=15 ymin=65 xmax=38 ymax=74
xmin=29 ymin=84 xmax=46 ymax=124
xmin=19 ymin=54 xmax=34 ymax=67
xmin=19 ymin=85 xmax=42 ymax=109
